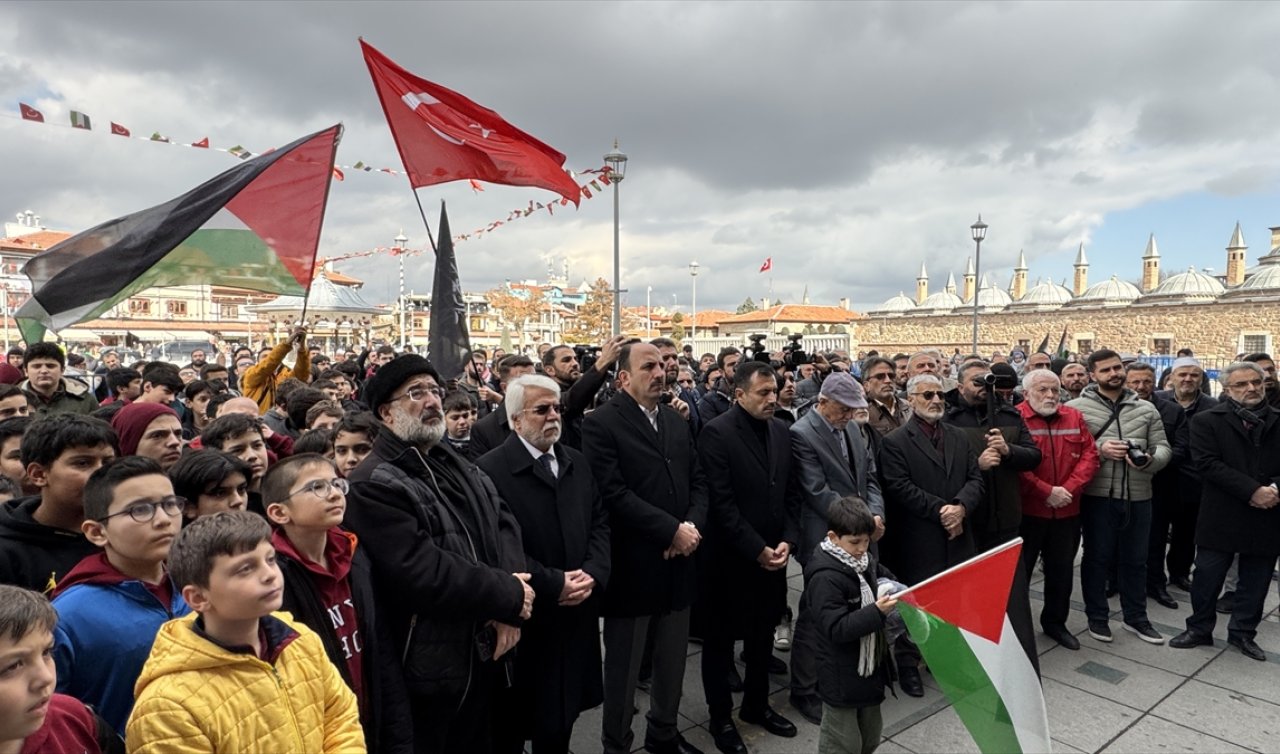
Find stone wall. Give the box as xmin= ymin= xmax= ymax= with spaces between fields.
xmin=854 ymin=300 xmax=1280 ymax=359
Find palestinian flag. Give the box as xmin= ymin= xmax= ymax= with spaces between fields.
xmin=896 ymin=539 xmax=1051 ymax=754
xmin=70 ymin=111 xmax=91 ymax=130
xmin=16 ymin=124 xmax=342 ymax=343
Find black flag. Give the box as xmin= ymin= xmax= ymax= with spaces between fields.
xmin=1034 ymin=332 xmax=1051 ymax=354
xmin=428 ymin=202 xmax=472 ymax=380
xmin=1055 ymin=326 xmax=1069 ymax=357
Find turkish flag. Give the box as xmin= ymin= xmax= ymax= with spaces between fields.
xmin=192 ymin=137 xmax=209 ymax=148
xmin=360 ymin=39 xmax=581 ymax=205
xmin=759 ymin=257 xmax=772 ymax=273
xmin=19 ymin=103 xmax=43 ymax=122
xmin=110 ymin=122 xmax=130 ymax=137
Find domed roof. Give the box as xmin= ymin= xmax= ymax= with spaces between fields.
xmin=872 ymin=291 xmax=917 ymax=315
xmin=1143 ymin=266 xmax=1224 ymax=303
xmin=916 ymin=290 xmax=965 ymax=314
xmin=971 ymin=283 xmax=1012 ymax=312
xmin=1007 ymin=280 xmax=1072 ymax=310
xmin=1066 ymin=275 xmax=1141 ymax=307
xmin=1222 ymin=264 xmax=1280 ymax=299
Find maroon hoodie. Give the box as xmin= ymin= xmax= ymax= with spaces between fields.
xmin=52 ymin=552 xmax=171 ymax=606
xmin=19 ymin=693 xmax=106 ymax=754
xmin=271 ymin=527 xmax=363 ymax=705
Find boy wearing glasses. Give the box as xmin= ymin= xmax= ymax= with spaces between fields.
xmin=0 ymin=415 xmax=118 ymax=592
xmin=50 ymin=457 xmax=189 ymax=735
xmin=263 ymin=453 xmax=408 ymax=753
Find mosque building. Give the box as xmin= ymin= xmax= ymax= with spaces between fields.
xmin=856 ymin=224 xmax=1280 ymax=360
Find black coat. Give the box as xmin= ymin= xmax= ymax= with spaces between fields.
xmin=879 ymin=420 xmax=984 ymax=585
xmin=476 ymin=434 xmax=611 ymax=736
xmin=582 ymin=390 xmax=709 ymax=617
xmin=943 ymin=399 xmax=1041 ymax=548
xmin=344 ymin=428 xmax=526 ymax=700
xmin=277 ymin=541 xmax=412 ymax=754
xmin=469 ymin=400 xmax=512 ymax=457
xmin=1190 ymin=401 xmax=1280 ymax=556
xmin=696 ymin=406 xmax=799 ymax=633
xmin=698 ymin=389 xmax=732 ymax=425
xmin=804 ymin=548 xmax=893 ymax=709
xmin=1149 ymin=394 xmax=1190 ymax=506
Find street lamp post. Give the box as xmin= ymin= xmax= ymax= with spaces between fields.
xmin=689 ymin=261 xmax=700 ymax=344
xmin=394 ymin=230 xmax=408 ymax=350
xmin=604 ymin=141 xmax=628 ymax=336
xmin=970 ymin=215 xmax=987 ymax=355
xmin=646 ymin=286 xmax=652 ymax=335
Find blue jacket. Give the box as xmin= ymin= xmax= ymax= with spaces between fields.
xmin=52 ymin=565 xmax=190 ymax=736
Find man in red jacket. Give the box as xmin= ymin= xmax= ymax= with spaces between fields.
xmin=1017 ymin=369 xmax=1100 ymax=650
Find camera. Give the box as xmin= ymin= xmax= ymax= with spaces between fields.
xmin=659 ymin=391 xmax=674 ymax=405
xmin=781 ymin=333 xmax=809 ymax=368
xmin=745 ymin=333 xmax=771 ymax=364
xmin=1124 ymin=440 xmax=1150 ymax=466
xmin=974 ymin=371 xmax=1018 ymax=390
xmin=573 ymin=344 xmax=602 ymax=373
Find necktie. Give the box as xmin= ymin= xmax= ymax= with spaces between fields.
xmin=538 ymin=453 xmax=555 ymax=477
xmin=835 ymin=429 xmax=848 ymax=461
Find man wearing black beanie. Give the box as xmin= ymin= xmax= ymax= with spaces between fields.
xmin=344 ymin=354 xmax=531 ymax=753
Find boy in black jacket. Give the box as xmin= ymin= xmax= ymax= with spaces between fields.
xmin=262 ymin=453 xmax=410 ymax=753
xmin=805 ymin=496 xmax=898 ymax=754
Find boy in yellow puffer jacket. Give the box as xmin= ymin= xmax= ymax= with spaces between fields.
xmin=125 ymin=510 xmax=364 ymax=754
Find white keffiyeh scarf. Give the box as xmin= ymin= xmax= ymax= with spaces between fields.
xmin=820 ymin=538 xmax=878 ymax=677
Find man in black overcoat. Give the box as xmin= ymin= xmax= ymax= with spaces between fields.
xmin=477 ymin=374 xmax=611 ymax=754
xmin=696 ymin=361 xmax=799 ymax=753
xmin=1171 ymin=362 xmax=1280 ymax=661
xmin=583 ymin=342 xmax=709 ymax=754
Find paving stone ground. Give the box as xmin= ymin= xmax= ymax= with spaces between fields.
xmin=566 ymin=557 xmax=1280 ymax=753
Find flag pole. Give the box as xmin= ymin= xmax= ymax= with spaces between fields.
xmin=412 ymin=188 xmax=439 ymax=257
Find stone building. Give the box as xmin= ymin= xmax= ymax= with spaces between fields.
xmin=858 ymin=224 xmax=1280 ymax=359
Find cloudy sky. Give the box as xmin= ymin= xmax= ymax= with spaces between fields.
xmin=2 ymin=1 xmax=1279 ymax=314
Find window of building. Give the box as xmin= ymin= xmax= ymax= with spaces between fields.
xmin=166 ymin=300 xmax=187 ymax=316
xmin=1242 ymin=334 xmax=1270 ymax=355
xmin=1152 ymin=338 xmax=1172 ymax=356
xmin=219 ymin=304 xmax=240 ymax=319
xmin=1076 ymin=338 xmax=1093 ymax=353
xmin=1016 ymin=339 xmax=1031 ymax=349
xmin=128 ymin=298 xmax=151 ymax=315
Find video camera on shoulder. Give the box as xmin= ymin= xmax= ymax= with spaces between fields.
xmin=574 ymin=344 xmax=602 ymax=373
xmin=782 ymin=333 xmax=809 ymax=367
xmin=974 ymin=371 xmax=1018 ymax=391
xmin=745 ymin=334 xmax=771 ymax=364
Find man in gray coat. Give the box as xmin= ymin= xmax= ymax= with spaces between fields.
xmin=1067 ymin=349 xmax=1171 ymax=646
xmin=787 ymin=373 xmax=885 ymax=722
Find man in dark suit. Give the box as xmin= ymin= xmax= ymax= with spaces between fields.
xmin=583 ymin=342 xmax=709 ymax=754
xmin=880 ymin=373 xmax=984 ymax=688
xmin=697 ymin=347 xmax=740 ymax=425
xmin=469 ymin=354 xmax=535 ymax=456
xmin=787 ymin=373 xmax=886 ymax=719
xmin=697 ymin=361 xmax=799 ymax=753
xmin=1171 ymin=362 xmax=1280 ymax=661
xmin=476 ymin=375 xmax=611 ymax=754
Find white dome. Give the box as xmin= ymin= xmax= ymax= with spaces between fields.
xmin=1007 ymin=280 xmax=1072 ymax=310
xmin=1144 ymin=266 xmax=1224 ymax=302
xmin=1066 ymin=275 xmax=1141 ymax=307
xmin=916 ymin=290 xmax=965 ymax=314
xmin=965 ymin=284 xmax=1012 ymax=312
xmin=871 ymin=291 xmax=917 ymax=315
xmin=1223 ymin=264 xmax=1280 ymax=299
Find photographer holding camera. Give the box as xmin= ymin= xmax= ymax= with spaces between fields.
xmin=541 ymin=336 xmax=629 ymax=449
xmin=943 ymin=359 xmax=1043 ymax=671
xmin=1067 ymin=349 xmax=1172 ymax=646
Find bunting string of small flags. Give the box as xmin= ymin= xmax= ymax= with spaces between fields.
xmin=11 ymin=102 xmax=615 ymax=245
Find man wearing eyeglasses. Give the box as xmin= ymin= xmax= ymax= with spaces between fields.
xmin=861 ymin=356 xmax=909 ymax=437
xmin=476 ymin=374 xmax=611 ymax=754
xmin=879 ymin=373 xmax=984 ymax=692
xmin=1170 ymin=361 xmax=1280 ymax=662
xmin=582 ymin=342 xmax=708 ymax=754
xmin=344 ymin=354 xmax=532 ymax=754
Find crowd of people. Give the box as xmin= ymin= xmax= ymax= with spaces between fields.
xmin=0 ymin=329 xmax=1276 ymax=754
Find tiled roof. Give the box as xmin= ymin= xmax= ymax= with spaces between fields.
xmin=0 ymin=230 xmax=72 ymax=252
xmin=717 ymin=304 xmax=858 ymax=325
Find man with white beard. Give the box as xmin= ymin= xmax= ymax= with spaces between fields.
xmin=1016 ymin=370 xmax=1100 ymax=650
xmin=344 ymin=355 xmax=533 ymax=753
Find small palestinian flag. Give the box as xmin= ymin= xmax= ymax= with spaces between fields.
xmin=896 ymin=539 xmax=1051 ymax=754
xmin=228 ymin=145 xmax=251 ymax=159
xmin=70 ymin=111 xmax=91 ymax=130
xmin=150 ymin=132 xmax=169 ymax=143
xmin=16 ymin=124 xmax=342 ymax=343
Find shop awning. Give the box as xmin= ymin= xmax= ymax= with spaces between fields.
xmin=56 ymin=328 xmax=104 ymax=342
